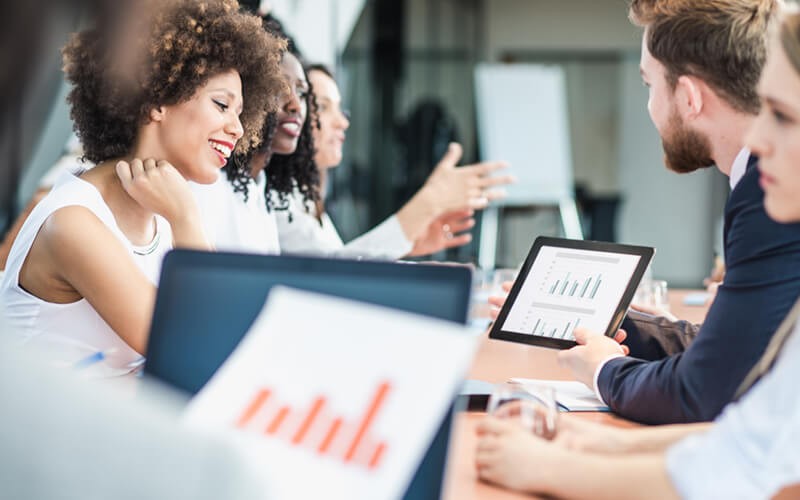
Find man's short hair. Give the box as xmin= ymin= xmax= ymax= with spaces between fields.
xmin=629 ymin=0 xmax=779 ymax=114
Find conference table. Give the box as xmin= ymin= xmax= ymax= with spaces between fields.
xmin=443 ymin=289 xmax=711 ymax=499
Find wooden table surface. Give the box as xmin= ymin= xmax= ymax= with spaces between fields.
xmin=442 ymin=289 xmax=711 ymax=499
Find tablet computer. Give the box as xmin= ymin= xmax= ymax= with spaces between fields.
xmin=489 ymin=237 xmax=654 ymax=349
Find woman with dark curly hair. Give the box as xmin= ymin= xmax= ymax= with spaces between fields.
xmin=261 ymin=52 xmax=321 ymax=218
xmin=190 ymin=48 xmax=319 ymax=252
xmin=0 ymin=0 xmax=285 ymax=375
xmin=276 ymin=65 xmax=514 ymax=260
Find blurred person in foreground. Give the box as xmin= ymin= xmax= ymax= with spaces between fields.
xmin=0 ymin=2 xmax=271 ymax=498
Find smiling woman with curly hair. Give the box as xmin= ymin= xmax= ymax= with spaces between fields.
xmin=0 ymin=0 xmax=285 ymax=375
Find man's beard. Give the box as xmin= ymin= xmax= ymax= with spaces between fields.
xmin=661 ymin=110 xmax=715 ymax=173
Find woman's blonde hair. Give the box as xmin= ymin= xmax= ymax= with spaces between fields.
xmin=780 ymin=10 xmax=800 ymax=75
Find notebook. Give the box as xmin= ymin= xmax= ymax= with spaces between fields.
xmin=509 ymin=378 xmax=609 ymax=412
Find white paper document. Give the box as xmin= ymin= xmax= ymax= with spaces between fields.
xmin=184 ymin=287 xmax=478 ymax=500
xmin=509 ymin=378 xmax=609 ymax=412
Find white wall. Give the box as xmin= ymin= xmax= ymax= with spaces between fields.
xmin=484 ymin=0 xmax=635 ymax=197
xmin=268 ymin=0 xmax=366 ymax=65
xmin=485 ymin=0 xmax=641 ymax=55
xmin=483 ymin=0 xmax=723 ymax=285
xmin=616 ymin=55 xmax=723 ymax=285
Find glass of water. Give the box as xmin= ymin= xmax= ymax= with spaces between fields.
xmin=486 ymin=381 xmax=558 ymax=439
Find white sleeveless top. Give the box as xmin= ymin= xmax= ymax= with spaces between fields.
xmin=0 ymin=172 xmax=172 ymax=376
xmin=190 ymin=171 xmax=280 ymax=254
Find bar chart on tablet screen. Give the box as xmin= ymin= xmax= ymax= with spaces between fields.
xmin=502 ymin=246 xmax=641 ymax=340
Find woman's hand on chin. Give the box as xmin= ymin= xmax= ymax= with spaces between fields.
xmin=115 ymin=158 xmax=198 ymax=224
xmin=116 ymin=158 xmax=210 ymax=250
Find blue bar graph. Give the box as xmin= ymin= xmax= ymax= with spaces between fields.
xmin=580 ymin=278 xmax=591 ymax=298
xmin=547 ymin=273 xmax=603 ymax=301
xmin=590 ymin=275 xmax=602 ymax=299
xmin=559 ymin=273 xmax=571 ymax=295
xmin=528 ymin=315 xmax=581 ymax=339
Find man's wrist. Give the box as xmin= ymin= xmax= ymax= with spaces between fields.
xmin=592 ymin=354 xmax=624 ymax=404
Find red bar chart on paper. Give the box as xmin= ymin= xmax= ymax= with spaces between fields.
xmin=234 ymin=380 xmax=392 ymax=470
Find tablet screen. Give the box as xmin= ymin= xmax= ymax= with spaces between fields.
xmin=490 ymin=237 xmax=654 ymax=349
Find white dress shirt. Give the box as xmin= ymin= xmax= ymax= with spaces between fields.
xmin=592 ymin=147 xmax=753 ymax=403
xmin=729 ymin=147 xmax=751 ymax=190
xmin=665 ymin=321 xmax=800 ymax=499
xmin=275 ymin=190 xmax=413 ymax=260
xmin=190 ymin=172 xmax=280 ymax=255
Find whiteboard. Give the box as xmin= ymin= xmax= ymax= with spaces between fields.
xmin=474 ymin=64 xmax=574 ymax=205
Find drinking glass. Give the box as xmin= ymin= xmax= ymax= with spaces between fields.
xmin=486 ymin=381 xmax=558 ymax=439
xmin=634 ymin=279 xmax=670 ymax=312
xmin=490 ymin=268 xmax=518 ymax=295
xmin=469 ymin=268 xmax=494 ymax=321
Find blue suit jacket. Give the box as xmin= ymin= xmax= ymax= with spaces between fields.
xmin=598 ymin=158 xmax=800 ymax=424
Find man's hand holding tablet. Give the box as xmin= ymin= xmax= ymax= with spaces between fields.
xmin=557 ymin=328 xmax=630 ymax=388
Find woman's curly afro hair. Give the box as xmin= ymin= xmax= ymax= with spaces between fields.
xmin=62 ymin=0 xmax=287 ymax=164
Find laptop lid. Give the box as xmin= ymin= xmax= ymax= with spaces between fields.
xmin=144 ymin=249 xmax=472 ymax=500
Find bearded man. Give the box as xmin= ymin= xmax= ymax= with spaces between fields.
xmin=556 ymin=0 xmax=800 ymax=424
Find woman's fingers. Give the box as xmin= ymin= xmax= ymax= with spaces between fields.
xmin=484 ymin=188 xmax=507 ymax=201
xmin=476 ymin=434 xmax=501 ymax=452
xmin=432 ymin=142 xmax=464 ymax=172
xmin=476 ymin=416 xmax=514 ymax=436
xmin=492 ymin=400 xmax=524 ymax=419
xmin=443 ymin=233 xmax=472 ymax=249
xmin=488 ymin=295 xmax=507 ymax=308
xmin=478 ymin=173 xmax=516 ymax=188
xmin=115 ymin=161 xmax=133 ymax=185
xmin=447 ymin=217 xmax=476 ymax=234
xmin=129 ymin=158 xmax=145 ymax=177
xmin=468 ymin=196 xmax=490 ymax=209
xmin=465 ymin=160 xmax=510 ymax=176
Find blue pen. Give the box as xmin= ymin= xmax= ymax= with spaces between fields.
xmin=73 ymin=349 xmax=115 ymax=370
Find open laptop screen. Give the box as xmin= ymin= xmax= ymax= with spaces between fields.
xmin=145 ymin=250 xmax=470 ymax=394
xmin=144 ymin=250 xmax=471 ymax=500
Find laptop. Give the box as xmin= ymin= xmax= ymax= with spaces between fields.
xmin=144 ymin=249 xmax=472 ymax=500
